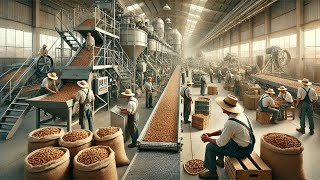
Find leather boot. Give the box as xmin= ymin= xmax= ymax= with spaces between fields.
xmin=296 ymin=128 xmax=305 ymax=134
xmin=199 ymin=170 xmax=218 ymax=179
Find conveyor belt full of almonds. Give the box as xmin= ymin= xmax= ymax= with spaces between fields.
xmin=138 ymin=67 xmax=182 ymax=151
xmin=252 ymin=74 xmax=320 ymax=94
xmin=70 ymin=46 xmax=101 ymax=66
xmin=41 ymin=83 xmax=81 ymax=102
xmin=0 ymin=67 xmax=28 ymax=83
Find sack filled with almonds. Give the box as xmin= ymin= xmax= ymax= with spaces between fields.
xmin=58 ymin=129 xmax=93 ymax=159
xmin=73 ymin=146 xmax=117 ymax=180
xmin=28 ymin=127 xmax=65 ymax=153
xmin=24 ymin=147 xmax=70 ymax=180
xmin=94 ymin=127 xmax=130 ymax=166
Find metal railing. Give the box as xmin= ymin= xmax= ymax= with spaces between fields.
xmin=94 ymin=7 xmax=120 ymax=37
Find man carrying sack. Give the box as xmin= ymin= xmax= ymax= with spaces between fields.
xmin=121 ymin=89 xmax=139 ymax=148
xmin=259 ymin=88 xmax=279 ymax=124
xmin=199 ymin=94 xmax=255 ymax=179
xmin=74 ymin=80 xmax=95 ymax=131
xmin=296 ymin=78 xmax=318 ymax=135
xmin=181 ymin=80 xmax=193 ymax=124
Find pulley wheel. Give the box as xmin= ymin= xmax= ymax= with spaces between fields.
xmin=37 ymin=55 xmax=54 ymax=74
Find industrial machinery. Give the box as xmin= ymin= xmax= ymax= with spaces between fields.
xmin=260 ymin=46 xmax=291 ymax=74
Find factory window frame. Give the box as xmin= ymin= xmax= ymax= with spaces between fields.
xmin=223 ymin=47 xmax=230 ymax=57
xmin=304 ymin=29 xmax=320 ymax=59
xmin=253 ymin=40 xmax=266 ymax=57
xmin=270 ymin=34 xmax=296 ymax=58
xmin=240 ymin=43 xmax=249 ymax=58
xmin=231 ymin=45 xmax=239 ymax=56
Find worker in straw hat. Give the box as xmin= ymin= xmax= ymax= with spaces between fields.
xmin=121 ymin=89 xmax=139 ymax=148
xmin=143 ymin=77 xmax=156 ymax=108
xmin=38 ymin=72 xmax=59 ymax=95
xmin=39 ymin=44 xmax=48 ymax=56
xmin=74 ymin=80 xmax=95 ymax=131
xmin=180 ymin=80 xmax=194 ymax=124
xmin=275 ymin=86 xmax=293 ymax=120
xmin=259 ymin=88 xmax=279 ymax=124
xmin=296 ymin=78 xmax=318 ymax=135
xmin=199 ymin=94 xmax=255 ymax=179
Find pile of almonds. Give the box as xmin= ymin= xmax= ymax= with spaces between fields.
xmin=143 ymin=68 xmax=179 ymax=142
xmin=0 ymin=67 xmax=28 ymax=83
xmin=264 ymin=133 xmax=301 ymax=149
xmin=32 ymin=127 xmax=61 ymax=138
xmin=97 ymin=127 xmax=119 ymax=138
xmin=27 ymin=147 xmax=65 ymax=166
xmin=41 ymin=83 xmax=81 ymax=102
xmin=70 ymin=46 xmax=101 ymax=66
xmin=77 ymin=147 xmax=109 ymax=165
xmin=62 ymin=130 xmax=89 ymax=142
xmin=184 ymin=159 xmax=206 ymax=175
xmin=78 ymin=19 xmax=95 ymax=27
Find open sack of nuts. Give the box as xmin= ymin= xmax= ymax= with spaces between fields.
xmin=28 ymin=127 xmax=65 ymax=153
xmin=94 ymin=127 xmax=130 ymax=166
xmin=73 ymin=146 xmax=118 ymax=180
xmin=24 ymin=147 xmax=70 ymax=180
xmin=260 ymin=133 xmax=306 ymax=180
xmin=59 ymin=129 xmax=93 ymax=159
xmin=184 ymin=159 xmax=206 ymax=175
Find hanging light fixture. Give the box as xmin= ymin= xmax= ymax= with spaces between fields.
xmin=163 ymin=4 xmax=171 ymax=11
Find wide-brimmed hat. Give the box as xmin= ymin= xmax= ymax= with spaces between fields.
xmin=121 ymin=89 xmax=135 ymax=96
xmin=147 ymin=77 xmax=152 ymax=80
xmin=265 ymin=88 xmax=275 ymax=94
xmin=185 ymin=80 xmax=194 ymax=85
xmin=42 ymin=44 xmax=47 ymax=47
xmin=278 ymin=86 xmax=287 ymax=91
xmin=298 ymin=78 xmax=312 ymax=86
xmin=47 ymin=72 xmax=58 ymax=80
xmin=215 ymin=94 xmax=244 ymax=113
xmin=77 ymin=80 xmax=89 ymax=88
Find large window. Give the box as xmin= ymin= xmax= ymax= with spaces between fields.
xmin=253 ymin=40 xmax=266 ymax=57
xmin=40 ymin=34 xmax=60 ymax=57
xmin=304 ymin=29 xmax=320 ymax=59
xmin=230 ymin=45 xmax=238 ymax=56
xmin=240 ymin=43 xmax=249 ymax=57
xmin=0 ymin=28 xmax=32 ymax=58
xmin=270 ymin=34 xmax=297 ymax=58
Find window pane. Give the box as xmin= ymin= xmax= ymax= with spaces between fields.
xmin=24 ymin=32 xmax=32 ymax=47
xmin=316 ymin=29 xmax=320 ymax=46
xmin=305 ymin=30 xmax=315 ymax=46
xmin=16 ymin=30 xmax=24 ymax=47
xmin=305 ymin=47 xmax=315 ymax=58
xmin=6 ymin=29 xmax=15 ymax=47
xmin=0 ymin=28 xmax=6 ymax=46
xmin=290 ymin=34 xmax=297 ymax=47
xmin=316 ymin=47 xmax=320 ymax=58
xmin=7 ymin=47 xmax=15 ymax=57
xmin=0 ymin=47 xmax=6 ymax=57
xmin=16 ymin=47 xmax=24 ymax=58
xmin=24 ymin=48 xmax=32 ymax=58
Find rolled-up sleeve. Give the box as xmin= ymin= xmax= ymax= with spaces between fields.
xmin=216 ymin=122 xmax=235 ymax=147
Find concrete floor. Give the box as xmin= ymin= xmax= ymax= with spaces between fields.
xmin=1 ymin=75 xmax=320 ymax=180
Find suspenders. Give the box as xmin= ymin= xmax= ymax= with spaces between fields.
xmin=228 ymin=115 xmax=255 ymax=145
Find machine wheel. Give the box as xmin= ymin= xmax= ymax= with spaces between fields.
xmin=278 ymin=49 xmax=291 ymax=66
xmin=37 ymin=55 xmax=54 ymax=74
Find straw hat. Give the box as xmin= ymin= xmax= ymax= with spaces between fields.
xmin=185 ymin=80 xmax=194 ymax=85
xmin=42 ymin=44 xmax=47 ymax=48
xmin=121 ymin=89 xmax=135 ymax=96
xmin=147 ymin=77 xmax=152 ymax=80
xmin=278 ymin=86 xmax=287 ymax=91
xmin=215 ymin=94 xmax=244 ymax=113
xmin=47 ymin=72 xmax=58 ymax=80
xmin=265 ymin=88 xmax=275 ymax=94
xmin=298 ymin=78 xmax=312 ymax=86
xmin=77 ymin=80 xmax=89 ymax=88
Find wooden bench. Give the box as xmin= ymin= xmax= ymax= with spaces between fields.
xmin=256 ymin=109 xmax=272 ymax=124
xmin=225 ymin=152 xmax=272 ymax=180
xmin=284 ymin=101 xmax=295 ymax=120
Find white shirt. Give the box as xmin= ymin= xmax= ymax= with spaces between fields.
xmin=39 ymin=48 xmax=48 ymax=56
xmin=127 ymin=97 xmax=138 ymax=115
xmin=277 ymin=91 xmax=293 ymax=103
xmin=143 ymin=82 xmax=154 ymax=93
xmin=75 ymin=88 xmax=95 ymax=104
xmin=297 ymin=86 xmax=318 ymax=102
xmin=181 ymin=86 xmax=192 ymax=98
xmin=216 ymin=113 xmax=251 ymax=147
xmin=233 ymin=74 xmax=241 ymax=81
xmin=86 ymin=36 xmax=95 ymax=46
xmin=260 ymin=94 xmax=276 ymax=108
xmin=41 ymin=77 xmax=55 ymax=88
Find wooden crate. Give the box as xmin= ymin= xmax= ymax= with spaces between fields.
xmin=243 ymin=94 xmax=259 ymax=110
xmin=208 ymin=85 xmax=218 ymax=95
xmin=256 ymin=109 xmax=272 ymax=124
xmin=225 ymin=152 xmax=272 ymax=180
xmin=195 ymin=97 xmax=211 ymax=115
xmin=192 ymin=114 xmax=209 ymax=130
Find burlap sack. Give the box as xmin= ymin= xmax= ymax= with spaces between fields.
xmin=24 ymin=147 xmax=70 ymax=180
xmin=28 ymin=127 xmax=65 ymax=153
xmin=260 ymin=134 xmax=306 ymax=180
xmin=59 ymin=130 xmax=93 ymax=160
xmin=73 ymin=146 xmax=118 ymax=180
xmin=94 ymin=127 xmax=130 ymax=166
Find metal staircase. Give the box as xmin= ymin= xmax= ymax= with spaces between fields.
xmin=143 ymin=54 xmax=157 ymax=73
xmin=55 ymin=28 xmax=81 ymax=51
xmin=0 ymin=88 xmax=31 ymax=140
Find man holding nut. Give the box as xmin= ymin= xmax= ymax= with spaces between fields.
xmin=181 ymin=80 xmax=193 ymax=124
xmin=199 ymin=94 xmax=255 ymax=179
xmin=74 ymin=80 xmax=95 ymax=131
xmin=121 ymin=89 xmax=139 ymax=148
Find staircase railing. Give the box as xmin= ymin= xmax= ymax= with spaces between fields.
xmin=94 ymin=7 xmax=120 ymax=37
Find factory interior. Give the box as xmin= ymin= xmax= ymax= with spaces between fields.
xmin=1 ymin=0 xmax=320 ymax=179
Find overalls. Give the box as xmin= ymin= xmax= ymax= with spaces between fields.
xmin=79 ymin=89 xmax=93 ymax=131
xmin=145 ymin=83 xmax=153 ymax=108
xmin=200 ymin=76 xmax=206 ymax=96
xmin=183 ymin=87 xmax=192 ymax=122
xmin=300 ymin=88 xmax=314 ymax=130
xmin=279 ymin=93 xmax=292 ymax=119
xmin=128 ymin=99 xmax=139 ymax=144
xmin=218 ymin=71 xmax=222 ymax=83
xmin=259 ymin=94 xmax=279 ymax=122
xmin=234 ymin=78 xmax=240 ymax=96
xmin=204 ymin=115 xmax=255 ymax=170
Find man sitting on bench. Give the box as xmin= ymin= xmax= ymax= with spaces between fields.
xmin=259 ymin=88 xmax=279 ymax=124
xmin=199 ymin=94 xmax=255 ymax=179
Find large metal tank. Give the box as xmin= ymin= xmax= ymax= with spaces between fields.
xmin=152 ymin=18 xmax=164 ymax=39
xmin=166 ymin=28 xmax=182 ymax=52
xmin=148 ymin=39 xmax=157 ymax=55
xmin=120 ymin=27 xmax=148 ymax=61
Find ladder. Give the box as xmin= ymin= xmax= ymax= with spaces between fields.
xmin=55 ymin=27 xmax=81 ymax=51
xmin=0 ymin=88 xmax=31 ymax=140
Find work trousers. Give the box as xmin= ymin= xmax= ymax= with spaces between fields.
xmin=146 ymin=92 xmax=153 ymax=108
xmin=300 ymin=102 xmax=314 ymax=130
xmin=79 ymin=104 xmax=93 ymax=131
xmin=261 ymin=107 xmax=279 ymax=122
xmin=128 ymin=113 xmax=139 ymax=144
xmin=279 ymin=102 xmax=292 ymax=120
